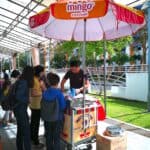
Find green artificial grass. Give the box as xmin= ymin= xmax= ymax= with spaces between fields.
xmin=98 ymin=97 xmax=150 ymax=129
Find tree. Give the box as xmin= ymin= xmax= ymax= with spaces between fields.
xmin=111 ymin=53 xmax=129 ymax=65
xmin=51 ymin=53 xmax=68 ymax=68
xmin=53 ymin=36 xmax=132 ymax=67
xmin=18 ymin=53 xmax=28 ymax=70
xmin=132 ymin=28 xmax=147 ymax=64
xmin=2 ymin=60 xmax=10 ymax=71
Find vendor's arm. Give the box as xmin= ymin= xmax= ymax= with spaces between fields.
xmin=61 ymin=78 xmax=67 ymax=92
xmin=61 ymin=71 xmax=70 ymax=92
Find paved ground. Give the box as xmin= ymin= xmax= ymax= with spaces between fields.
xmin=98 ymin=119 xmax=150 ymax=150
xmin=0 ymin=108 xmax=150 ymax=150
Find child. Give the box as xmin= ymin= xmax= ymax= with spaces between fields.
xmin=41 ymin=72 xmax=66 ymax=150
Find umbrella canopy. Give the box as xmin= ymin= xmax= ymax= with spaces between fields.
xmin=29 ymin=0 xmax=145 ymax=41
xmin=29 ymin=0 xmax=145 ymax=114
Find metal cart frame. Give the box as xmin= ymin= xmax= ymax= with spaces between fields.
xmin=61 ymin=100 xmax=99 ymax=150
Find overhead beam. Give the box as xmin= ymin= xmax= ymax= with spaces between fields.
xmin=7 ymin=0 xmax=44 ymax=14
xmin=3 ymin=38 xmax=31 ymax=48
xmin=0 ymin=25 xmax=37 ymax=45
xmin=0 ymin=19 xmax=47 ymax=41
xmin=0 ymin=47 xmax=13 ymax=55
xmin=32 ymin=0 xmax=48 ymax=8
xmin=0 ymin=6 xmax=28 ymax=20
xmin=0 ymin=43 xmax=24 ymax=52
xmin=0 ymin=0 xmax=45 ymax=42
xmin=0 ymin=13 xmax=28 ymax=27
xmin=0 ymin=23 xmax=36 ymax=42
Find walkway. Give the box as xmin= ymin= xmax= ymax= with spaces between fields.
xmin=0 ymin=108 xmax=150 ymax=150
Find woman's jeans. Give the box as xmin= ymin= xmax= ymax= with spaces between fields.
xmin=30 ymin=108 xmax=41 ymax=144
xmin=14 ymin=104 xmax=31 ymax=150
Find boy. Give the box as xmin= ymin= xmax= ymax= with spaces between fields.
xmin=41 ymin=72 xmax=66 ymax=150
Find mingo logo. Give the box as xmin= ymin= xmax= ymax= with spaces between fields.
xmin=66 ymin=1 xmax=95 ymax=18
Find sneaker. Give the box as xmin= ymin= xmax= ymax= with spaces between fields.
xmin=32 ymin=142 xmax=44 ymax=149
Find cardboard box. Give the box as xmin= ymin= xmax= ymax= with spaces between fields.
xmin=96 ymin=133 xmax=127 ymax=150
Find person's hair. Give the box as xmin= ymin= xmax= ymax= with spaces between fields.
xmin=70 ymin=59 xmax=80 ymax=67
xmin=4 ymin=73 xmax=9 ymax=81
xmin=47 ymin=72 xmax=60 ymax=86
xmin=20 ymin=66 xmax=34 ymax=88
xmin=34 ymin=65 xmax=44 ymax=77
xmin=11 ymin=70 xmax=20 ymax=78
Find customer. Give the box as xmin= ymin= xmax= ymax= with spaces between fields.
xmin=8 ymin=70 xmax=20 ymax=123
xmin=0 ymin=78 xmax=11 ymax=126
xmin=0 ymin=70 xmax=19 ymax=126
xmin=41 ymin=72 xmax=66 ymax=150
xmin=29 ymin=65 xmax=45 ymax=148
xmin=13 ymin=66 xmax=34 ymax=150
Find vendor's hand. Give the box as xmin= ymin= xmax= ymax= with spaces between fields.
xmin=75 ymin=88 xmax=81 ymax=94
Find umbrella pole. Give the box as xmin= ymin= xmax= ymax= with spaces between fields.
xmin=103 ymin=40 xmax=107 ymax=115
xmin=82 ymin=19 xmax=86 ymax=130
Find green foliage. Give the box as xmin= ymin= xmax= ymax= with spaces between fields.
xmin=111 ymin=53 xmax=129 ymax=65
xmin=54 ymin=36 xmax=132 ymax=67
xmin=129 ymin=55 xmax=142 ymax=63
xmin=18 ymin=53 xmax=28 ymax=70
xmin=2 ymin=60 xmax=10 ymax=71
xmin=55 ymin=41 xmax=81 ymax=56
xmin=132 ymin=28 xmax=147 ymax=64
xmin=51 ymin=53 xmax=68 ymax=68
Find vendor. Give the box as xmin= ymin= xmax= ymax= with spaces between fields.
xmin=61 ymin=59 xmax=90 ymax=96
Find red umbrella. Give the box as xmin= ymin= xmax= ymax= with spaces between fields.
xmin=29 ymin=0 xmax=145 ymax=41
xmin=29 ymin=0 xmax=145 ymax=114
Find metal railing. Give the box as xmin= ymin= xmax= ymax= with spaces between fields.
xmin=55 ymin=64 xmax=148 ymax=94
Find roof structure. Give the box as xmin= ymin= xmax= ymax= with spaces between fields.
xmin=0 ymin=0 xmax=146 ymax=57
xmin=0 ymin=0 xmax=55 ymax=57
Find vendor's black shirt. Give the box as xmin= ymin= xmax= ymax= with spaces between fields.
xmin=64 ymin=69 xmax=86 ymax=89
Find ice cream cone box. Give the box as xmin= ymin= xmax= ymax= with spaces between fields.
xmin=61 ymin=106 xmax=97 ymax=144
xmin=96 ymin=133 xmax=127 ymax=150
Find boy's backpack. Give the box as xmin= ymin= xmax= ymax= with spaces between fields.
xmin=41 ymin=98 xmax=60 ymax=122
xmin=1 ymin=81 xmax=19 ymax=111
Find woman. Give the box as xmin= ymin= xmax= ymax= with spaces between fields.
xmin=14 ymin=66 xmax=34 ymax=150
xmin=29 ymin=65 xmax=45 ymax=148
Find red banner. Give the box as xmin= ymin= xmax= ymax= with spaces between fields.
xmin=112 ymin=2 xmax=145 ymax=24
xmin=29 ymin=9 xmax=50 ymax=28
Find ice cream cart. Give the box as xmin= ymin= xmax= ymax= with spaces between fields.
xmin=61 ymin=97 xmax=102 ymax=150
